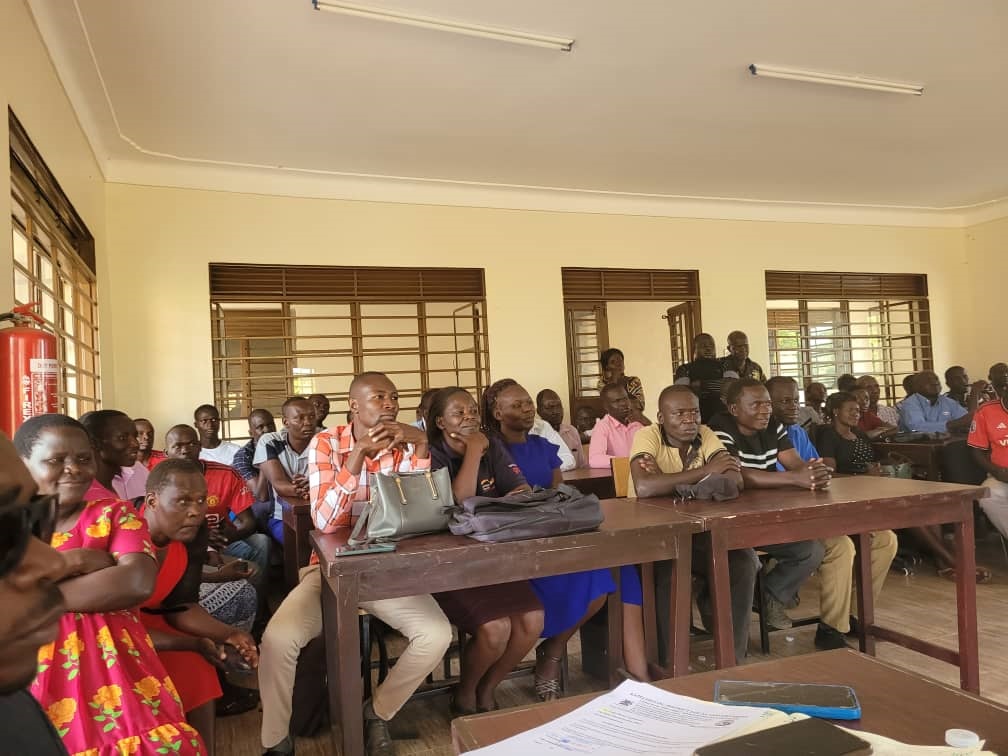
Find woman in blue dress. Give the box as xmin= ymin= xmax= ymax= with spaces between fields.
xmin=482 ymin=379 xmax=650 ymax=696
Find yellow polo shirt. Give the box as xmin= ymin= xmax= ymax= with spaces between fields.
xmin=627 ymin=424 xmax=726 ymax=497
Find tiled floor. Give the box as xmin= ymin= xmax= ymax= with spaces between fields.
xmin=218 ymin=534 xmax=1008 ymax=755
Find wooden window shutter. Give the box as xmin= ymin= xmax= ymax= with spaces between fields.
xmin=765 ymin=271 xmax=928 ymax=300
xmin=561 ymin=268 xmax=699 ymax=301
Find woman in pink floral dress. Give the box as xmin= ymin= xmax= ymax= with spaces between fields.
xmin=15 ymin=414 xmax=204 ymax=756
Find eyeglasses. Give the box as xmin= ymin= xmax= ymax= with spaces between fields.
xmin=0 ymin=494 xmax=59 ymax=579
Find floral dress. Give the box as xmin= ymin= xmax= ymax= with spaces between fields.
xmin=32 ymin=498 xmax=205 ymax=756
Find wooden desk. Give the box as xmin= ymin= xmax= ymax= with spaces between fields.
xmin=312 ymin=500 xmax=702 ymax=756
xmin=281 ymin=501 xmax=312 ymax=589
xmin=563 ymin=467 xmax=616 ymax=499
xmin=654 ymin=476 xmax=986 ymax=691
xmin=872 ymin=438 xmax=951 ymax=481
xmin=451 ymin=649 xmax=1008 ymax=753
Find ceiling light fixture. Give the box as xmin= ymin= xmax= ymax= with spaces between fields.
xmin=749 ymin=63 xmax=923 ymax=96
xmin=312 ymin=1 xmax=574 ymax=52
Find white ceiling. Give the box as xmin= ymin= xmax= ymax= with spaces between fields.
xmin=26 ymin=0 xmax=1008 ymax=222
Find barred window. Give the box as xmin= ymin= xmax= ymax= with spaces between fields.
xmin=9 ymin=110 xmax=99 ymax=417
xmin=208 ymin=264 xmax=490 ymax=440
xmin=765 ymin=271 xmax=931 ymax=403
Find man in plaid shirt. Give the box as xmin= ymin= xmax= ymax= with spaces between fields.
xmin=259 ymin=372 xmax=451 ymax=756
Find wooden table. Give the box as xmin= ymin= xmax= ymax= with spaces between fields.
xmin=312 ymin=500 xmax=702 ymax=755
xmin=563 ymin=467 xmax=616 ymax=499
xmin=871 ymin=437 xmax=953 ymax=481
xmin=451 ymin=649 xmax=1008 ymax=753
xmin=282 ymin=501 xmax=312 ymax=589
xmin=652 ymin=476 xmax=986 ymax=692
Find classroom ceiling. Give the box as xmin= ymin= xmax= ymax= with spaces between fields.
xmin=27 ymin=0 xmax=1008 ymax=213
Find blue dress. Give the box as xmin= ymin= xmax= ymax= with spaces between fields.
xmin=507 ymin=434 xmax=643 ymax=638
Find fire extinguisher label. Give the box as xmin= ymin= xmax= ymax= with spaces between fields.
xmin=26 ymin=358 xmax=58 ymax=419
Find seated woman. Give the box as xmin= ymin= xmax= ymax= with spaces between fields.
xmin=482 ymin=379 xmax=651 ymax=692
xmin=850 ymin=388 xmax=896 ymax=439
xmin=819 ymin=393 xmax=989 ymax=583
xmin=426 ymin=388 xmax=545 ymax=714
xmin=80 ymin=409 xmax=148 ymax=500
xmin=14 ymin=414 xmax=204 ymax=755
xmin=597 ymin=348 xmax=647 ymax=419
xmin=140 ymin=458 xmax=260 ymax=752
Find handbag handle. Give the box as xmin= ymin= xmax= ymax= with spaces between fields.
xmin=389 ymin=470 xmax=440 ymax=504
xmin=348 ymin=500 xmax=372 ymax=547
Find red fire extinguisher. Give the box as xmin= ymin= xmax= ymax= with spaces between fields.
xmin=0 ymin=303 xmax=59 ymax=438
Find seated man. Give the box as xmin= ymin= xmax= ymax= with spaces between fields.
xmin=719 ymin=331 xmax=766 ymax=382
xmin=164 ymin=425 xmax=270 ymax=579
xmin=767 ymin=377 xmax=898 ymax=649
xmin=308 ymin=393 xmax=330 ymax=432
xmin=707 ymin=379 xmax=827 ymax=633
xmin=945 ymin=366 xmax=970 ymax=408
xmin=674 ymin=332 xmax=732 ymax=422
xmin=836 ymin=374 xmax=858 ymax=393
xmin=531 ymin=389 xmax=579 ymax=470
xmin=856 ymin=375 xmax=899 ymax=427
xmin=135 ymin=417 xmax=167 ymax=470
xmin=574 ymin=404 xmax=599 ymax=445
xmin=259 ymin=372 xmax=451 ymax=756
xmin=194 ymin=404 xmax=243 ymax=466
xmin=795 ymin=382 xmax=826 ymax=429
xmin=969 ymin=362 xmax=1008 ymax=539
xmin=898 ymin=370 xmax=984 ymax=434
xmin=629 ymin=385 xmax=756 ymax=663
xmin=412 ymin=388 xmax=439 ymax=431
xmin=253 ymin=397 xmax=318 ymax=545
xmin=588 ymin=383 xmax=646 ymax=468
xmin=232 ymin=409 xmax=277 ymax=523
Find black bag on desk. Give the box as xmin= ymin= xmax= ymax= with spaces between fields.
xmin=674 ymin=472 xmax=740 ymax=501
xmin=450 ymin=483 xmax=603 ymax=542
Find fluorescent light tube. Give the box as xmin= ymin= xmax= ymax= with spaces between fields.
xmin=312 ymin=1 xmax=574 ymax=52
xmin=749 ymin=64 xmax=923 ymax=96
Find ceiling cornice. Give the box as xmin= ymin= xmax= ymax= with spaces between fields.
xmin=28 ymin=0 xmax=1008 ymax=230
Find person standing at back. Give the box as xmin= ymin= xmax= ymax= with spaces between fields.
xmin=719 ymin=331 xmax=766 ymax=382
xmin=194 ymin=405 xmax=242 ymax=467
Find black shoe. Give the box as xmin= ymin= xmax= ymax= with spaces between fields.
xmin=262 ymin=736 xmax=294 ymax=755
xmin=814 ymin=623 xmax=849 ymax=650
xmin=364 ymin=702 xmax=394 ymax=756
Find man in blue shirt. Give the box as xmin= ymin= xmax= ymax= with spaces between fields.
xmin=766 ymin=376 xmax=898 ymax=650
xmin=898 ymin=371 xmax=982 ymax=434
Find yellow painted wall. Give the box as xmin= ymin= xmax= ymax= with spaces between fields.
xmin=1 ymin=0 xmax=109 ymax=400
xmin=964 ymin=215 xmax=1008 ymax=377
xmin=105 ymin=182 xmax=968 ymax=434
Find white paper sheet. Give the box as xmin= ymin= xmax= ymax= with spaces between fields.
xmin=468 ymin=680 xmax=780 ymax=755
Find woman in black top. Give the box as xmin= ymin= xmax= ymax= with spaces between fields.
xmin=816 ymin=392 xmax=879 ymax=474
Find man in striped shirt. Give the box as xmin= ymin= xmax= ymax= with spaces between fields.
xmin=259 ymin=373 xmax=451 ymax=756
xmin=707 ymin=378 xmax=827 ymax=633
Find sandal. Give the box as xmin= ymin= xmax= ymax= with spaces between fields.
xmin=937 ymin=565 xmax=993 ymax=584
xmin=534 ymin=645 xmax=562 ymax=702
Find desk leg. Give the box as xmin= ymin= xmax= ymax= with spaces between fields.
xmin=670 ymin=533 xmax=693 ymax=676
xmin=296 ymin=512 xmax=312 ymax=573
xmin=853 ymin=532 xmax=875 ymax=655
xmin=282 ymin=516 xmax=298 ymax=590
xmin=321 ymin=572 xmax=364 ymax=756
xmin=954 ymin=509 xmax=980 ymax=693
xmin=641 ymin=562 xmax=659 ymax=668
xmin=607 ymin=567 xmax=624 ymax=688
xmin=706 ymin=529 xmax=736 ymax=668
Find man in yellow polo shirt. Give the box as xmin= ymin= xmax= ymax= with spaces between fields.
xmin=629 ymin=385 xmax=759 ymax=663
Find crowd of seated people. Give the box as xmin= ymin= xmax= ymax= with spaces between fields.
xmin=6 ymin=334 xmax=1006 ymax=756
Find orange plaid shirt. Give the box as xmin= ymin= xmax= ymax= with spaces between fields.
xmin=307 ymin=423 xmax=431 ymax=534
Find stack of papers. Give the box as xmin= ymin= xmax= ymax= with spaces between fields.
xmin=469 ymin=681 xmax=992 ymax=755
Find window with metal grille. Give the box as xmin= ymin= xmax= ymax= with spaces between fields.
xmin=765 ymin=271 xmax=931 ymax=403
xmin=9 ymin=110 xmax=99 ymax=417
xmin=208 ymin=264 xmax=490 ymax=440
xmin=561 ymin=268 xmax=701 ymax=414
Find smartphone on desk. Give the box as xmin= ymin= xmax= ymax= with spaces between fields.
xmin=714 ymin=680 xmax=861 ymax=720
xmin=694 ymin=717 xmax=870 ymax=756
xmin=332 ymin=542 xmax=396 ymax=557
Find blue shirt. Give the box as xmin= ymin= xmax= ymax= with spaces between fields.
xmin=506 ymin=434 xmax=562 ymax=488
xmin=777 ymin=423 xmax=820 ymax=470
xmin=898 ymin=393 xmax=967 ymax=433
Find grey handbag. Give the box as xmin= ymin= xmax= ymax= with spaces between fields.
xmin=348 ymin=467 xmax=454 ymax=545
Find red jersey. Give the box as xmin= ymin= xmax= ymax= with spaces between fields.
xmin=202 ymin=460 xmax=253 ymax=527
xmin=142 ymin=450 xmax=167 ymax=471
xmin=968 ymin=401 xmax=1008 ymax=468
